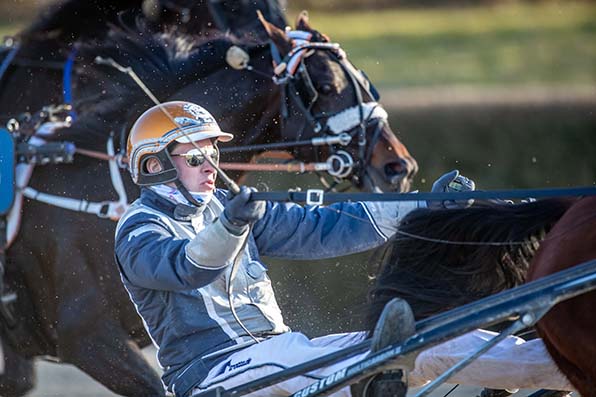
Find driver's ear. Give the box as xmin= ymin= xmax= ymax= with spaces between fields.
xmin=257 ymin=10 xmax=292 ymax=55
xmin=146 ymin=157 xmax=163 ymax=174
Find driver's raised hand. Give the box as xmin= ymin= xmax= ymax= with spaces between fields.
xmin=429 ymin=170 xmax=476 ymax=210
xmin=220 ymin=186 xmax=266 ymax=234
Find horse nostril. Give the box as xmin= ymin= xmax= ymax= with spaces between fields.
xmin=384 ymin=159 xmax=408 ymax=178
xmin=320 ymin=84 xmax=333 ymax=95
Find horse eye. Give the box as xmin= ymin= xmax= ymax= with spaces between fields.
xmin=320 ymin=84 xmax=333 ymax=95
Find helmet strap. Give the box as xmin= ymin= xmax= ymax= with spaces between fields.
xmin=174 ymin=179 xmax=205 ymax=207
xmin=138 ymin=151 xmax=178 ymax=186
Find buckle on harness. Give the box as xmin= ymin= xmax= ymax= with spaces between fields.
xmin=98 ymin=202 xmax=111 ymax=218
xmin=306 ymin=189 xmax=324 ymax=206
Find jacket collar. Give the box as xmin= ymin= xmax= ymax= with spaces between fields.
xmin=140 ymin=188 xmax=226 ymax=221
xmin=140 ymin=188 xmax=178 ymax=217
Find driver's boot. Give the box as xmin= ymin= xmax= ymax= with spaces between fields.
xmin=351 ymin=298 xmax=416 ymax=397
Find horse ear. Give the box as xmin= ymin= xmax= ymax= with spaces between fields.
xmin=295 ymin=10 xmax=311 ymax=31
xmin=257 ymin=10 xmax=291 ymax=54
xmin=142 ymin=0 xmax=162 ymax=22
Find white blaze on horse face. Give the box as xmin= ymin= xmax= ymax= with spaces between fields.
xmin=170 ymin=140 xmax=218 ymax=193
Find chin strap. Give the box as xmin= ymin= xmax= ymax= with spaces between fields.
xmin=174 ymin=179 xmax=205 ymax=208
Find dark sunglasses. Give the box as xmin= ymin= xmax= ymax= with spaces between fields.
xmin=171 ymin=147 xmax=219 ymax=167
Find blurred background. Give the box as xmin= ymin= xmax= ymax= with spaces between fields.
xmin=1 ymin=0 xmax=594 ymax=395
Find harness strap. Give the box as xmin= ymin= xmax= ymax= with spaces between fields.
xmin=0 ymin=38 xmax=19 ymax=84
xmin=285 ymin=81 xmax=321 ymax=133
xmin=22 ymin=137 xmax=128 ymax=221
xmin=62 ymin=47 xmax=77 ymax=120
xmin=264 ymin=30 xmax=383 ymax=183
xmin=269 ymin=41 xmax=282 ymax=64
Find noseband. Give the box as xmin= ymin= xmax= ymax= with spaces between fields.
xmin=270 ymin=30 xmax=388 ymax=186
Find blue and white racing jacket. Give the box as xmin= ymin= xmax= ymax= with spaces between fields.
xmin=114 ymin=187 xmax=424 ymax=394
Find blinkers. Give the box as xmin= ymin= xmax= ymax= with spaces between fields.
xmin=272 ymin=32 xmax=388 ymax=184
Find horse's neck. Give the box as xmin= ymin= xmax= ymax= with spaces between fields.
xmin=176 ymin=57 xmax=281 ymax=148
xmin=235 ymin=88 xmax=281 ymax=146
xmin=231 ymin=52 xmax=281 ymax=146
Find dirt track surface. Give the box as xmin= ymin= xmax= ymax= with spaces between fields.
xmin=28 ymin=347 xmax=571 ymax=397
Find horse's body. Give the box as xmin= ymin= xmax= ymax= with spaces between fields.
xmin=527 ymin=197 xmax=596 ymax=396
xmin=1 ymin=5 xmax=416 ymax=396
xmin=368 ymin=197 xmax=595 ymax=394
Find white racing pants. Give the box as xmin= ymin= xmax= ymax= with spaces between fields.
xmin=190 ymin=330 xmax=574 ymax=397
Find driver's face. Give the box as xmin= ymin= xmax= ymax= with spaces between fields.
xmin=169 ymin=139 xmax=218 ymax=193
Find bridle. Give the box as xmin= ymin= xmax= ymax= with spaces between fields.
xmin=225 ymin=29 xmax=388 ymax=188
xmin=271 ymin=30 xmax=387 ymax=187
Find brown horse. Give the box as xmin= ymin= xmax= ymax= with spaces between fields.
xmin=526 ymin=197 xmax=596 ymax=396
xmin=366 ymin=197 xmax=592 ymax=395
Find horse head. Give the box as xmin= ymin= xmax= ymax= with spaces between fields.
xmin=259 ymin=12 xmax=418 ymax=192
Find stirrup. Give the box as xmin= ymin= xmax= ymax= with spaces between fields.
xmin=352 ymin=298 xmax=416 ymax=397
xmin=370 ymin=297 xmax=416 ymax=370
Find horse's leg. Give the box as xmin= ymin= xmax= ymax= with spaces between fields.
xmin=57 ymin=315 xmax=164 ymax=397
xmin=0 ymin=337 xmax=35 ymax=397
xmin=51 ymin=241 xmax=164 ymax=397
xmin=538 ymin=327 xmax=593 ymax=397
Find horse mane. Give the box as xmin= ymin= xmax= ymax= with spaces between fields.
xmin=19 ymin=0 xmax=287 ymax=45
xmin=19 ymin=0 xmax=143 ymax=44
xmin=18 ymin=1 xmax=287 ymax=151
xmin=366 ymin=198 xmax=576 ymax=328
xmin=48 ymin=18 xmax=264 ymax=150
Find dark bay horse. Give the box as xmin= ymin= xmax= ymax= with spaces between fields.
xmin=0 ymin=0 xmax=285 ymax=119
xmin=367 ymin=197 xmax=595 ymax=394
xmin=1 ymin=10 xmax=417 ymax=397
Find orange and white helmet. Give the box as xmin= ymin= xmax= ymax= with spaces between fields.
xmin=127 ymin=101 xmax=233 ymax=186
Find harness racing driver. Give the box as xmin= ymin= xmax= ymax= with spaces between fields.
xmin=115 ymin=101 xmax=574 ymax=396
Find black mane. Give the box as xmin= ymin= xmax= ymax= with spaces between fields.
xmin=17 ymin=0 xmax=284 ymax=151
xmin=20 ymin=0 xmax=143 ymax=44
xmin=366 ymin=198 xmax=575 ymax=328
xmin=49 ymin=19 xmax=265 ymax=150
